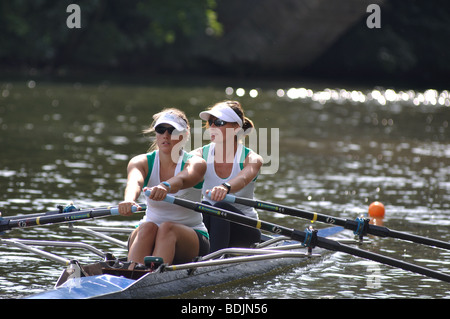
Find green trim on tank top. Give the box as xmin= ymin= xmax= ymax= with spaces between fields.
xmin=143 ymin=151 xmax=156 ymax=187
xmin=143 ymin=150 xmax=203 ymax=189
xmin=195 ymin=229 xmax=209 ymax=239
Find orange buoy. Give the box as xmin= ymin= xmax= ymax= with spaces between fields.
xmin=368 ymin=201 xmax=385 ymax=218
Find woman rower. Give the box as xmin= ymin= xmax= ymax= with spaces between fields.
xmin=118 ymin=108 xmax=209 ymax=267
xmin=193 ymin=101 xmax=263 ymax=252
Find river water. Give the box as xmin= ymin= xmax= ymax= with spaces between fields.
xmin=0 ymin=78 xmax=449 ymax=299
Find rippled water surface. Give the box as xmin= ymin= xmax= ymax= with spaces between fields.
xmin=0 ymin=80 xmax=449 ymax=299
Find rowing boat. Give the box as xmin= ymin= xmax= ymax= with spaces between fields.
xmin=2 ymin=195 xmax=449 ymax=299
xmin=11 ymin=224 xmax=345 ymax=299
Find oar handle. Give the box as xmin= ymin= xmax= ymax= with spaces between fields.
xmin=205 ymin=192 xmax=236 ymax=203
xmin=144 ymin=190 xmax=177 ymax=204
xmin=110 ymin=205 xmax=140 ymax=215
xmin=165 ymin=193 xmax=240 ymax=206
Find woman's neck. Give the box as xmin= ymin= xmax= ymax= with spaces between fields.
xmin=158 ymin=148 xmax=181 ymax=181
xmin=159 ymin=148 xmax=181 ymax=166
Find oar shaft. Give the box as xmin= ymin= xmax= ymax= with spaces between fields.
xmin=223 ymin=195 xmax=450 ymax=250
xmin=0 ymin=205 xmax=145 ymax=232
xmin=318 ymin=236 xmax=450 ymax=283
xmin=1 ymin=209 xmax=106 ymax=232
xmin=164 ymin=195 xmax=289 ymax=236
xmin=385 ymin=228 xmax=450 ymax=250
xmin=164 ymin=195 xmax=450 ymax=283
xmin=4 ymin=209 xmax=63 ymax=221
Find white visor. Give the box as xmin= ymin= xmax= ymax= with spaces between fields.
xmin=199 ymin=104 xmax=243 ymax=127
xmin=154 ymin=111 xmax=188 ymax=131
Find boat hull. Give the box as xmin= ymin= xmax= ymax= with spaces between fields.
xmin=28 ymin=253 xmax=318 ymax=299
xmin=26 ymin=227 xmax=345 ymax=299
xmin=102 ymin=255 xmax=315 ymax=299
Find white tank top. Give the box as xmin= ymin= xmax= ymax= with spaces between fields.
xmin=201 ymin=143 xmax=258 ymax=219
xmin=140 ymin=150 xmax=207 ymax=234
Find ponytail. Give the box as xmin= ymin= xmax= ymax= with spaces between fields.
xmin=219 ymin=100 xmax=255 ymax=137
xmin=242 ymin=116 xmax=254 ymax=135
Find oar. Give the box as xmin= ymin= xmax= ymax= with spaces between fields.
xmin=159 ymin=193 xmax=450 ymax=283
xmin=1 ymin=203 xmax=84 ymax=222
xmin=216 ymin=194 xmax=450 ymax=250
xmin=0 ymin=204 xmax=146 ymax=233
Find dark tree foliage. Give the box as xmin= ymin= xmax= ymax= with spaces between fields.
xmin=307 ymin=0 xmax=450 ymax=87
xmin=0 ymin=0 xmax=449 ymax=88
xmin=0 ymin=0 xmax=221 ymax=71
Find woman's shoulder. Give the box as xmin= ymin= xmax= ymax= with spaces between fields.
xmin=129 ymin=153 xmax=147 ymax=163
xmin=190 ymin=147 xmax=203 ymax=157
xmin=183 ymin=150 xmax=206 ymax=166
xmin=191 ymin=143 xmax=213 ymax=159
xmin=128 ymin=152 xmax=156 ymax=166
xmin=242 ymin=146 xmax=263 ymax=166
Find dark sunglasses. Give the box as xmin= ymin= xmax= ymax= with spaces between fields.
xmin=208 ymin=118 xmax=228 ymax=127
xmin=155 ymin=125 xmax=177 ymax=134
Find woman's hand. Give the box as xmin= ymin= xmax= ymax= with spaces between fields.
xmin=118 ymin=201 xmax=141 ymax=216
xmin=144 ymin=184 xmax=169 ymax=201
xmin=206 ymin=184 xmax=229 ymax=202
